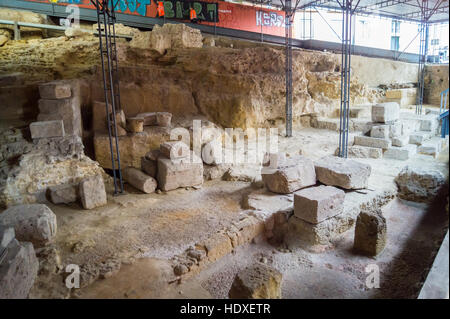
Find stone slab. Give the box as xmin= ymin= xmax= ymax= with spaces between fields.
xmin=79 ymin=175 xmax=107 ymax=209
xmin=157 ymin=152 xmax=203 ymax=191
xmin=39 ymin=81 xmax=71 ymax=99
xmin=384 ymin=144 xmax=417 ymax=160
xmin=29 ymin=120 xmax=65 ymax=139
xmin=314 ymin=156 xmax=371 ymax=190
xmin=294 ymin=185 xmax=345 ymax=224
xmin=354 ymin=135 xmax=391 ymax=149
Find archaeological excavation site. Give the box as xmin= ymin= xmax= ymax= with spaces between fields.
xmin=0 ymin=0 xmax=449 ymax=304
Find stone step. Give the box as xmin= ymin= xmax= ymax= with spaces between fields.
xmin=384 ymin=144 xmax=417 ymax=160
xmin=347 ymin=145 xmax=383 ymax=159
xmin=311 ymin=117 xmax=373 ymax=134
xmin=409 ymin=131 xmax=432 ymax=145
xmin=354 ymin=135 xmax=391 ymax=149
xmin=417 ymin=136 xmax=448 ymax=158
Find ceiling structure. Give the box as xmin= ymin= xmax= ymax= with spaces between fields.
xmin=242 ymin=0 xmax=449 ymax=23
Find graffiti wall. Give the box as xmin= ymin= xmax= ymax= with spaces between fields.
xmin=22 ymin=0 xmax=286 ymax=36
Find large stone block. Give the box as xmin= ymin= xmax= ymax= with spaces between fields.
xmin=370 ymin=125 xmax=389 ymax=138
xmin=157 ymin=153 xmax=203 ymax=191
xmin=228 ymin=263 xmax=282 ymax=299
xmin=156 ymin=112 xmax=172 ymax=127
xmin=29 ymin=120 xmax=65 ymax=139
xmin=79 ymin=175 xmax=107 ymax=209
xmin=391 ymin=135 xmax=409 ymax=147
xmin=37 ymin=97 xmax=82 ymax=137
xmin=0 ymin=239 xmax=38 ymax=299
xmin=160 ymin=141 xmax=190 ymax=160
xmin=395 ymin=165 xmax=445 ymax=203
xmin=354 ymin=210 xmax=387 ymax=256
xmin=384 ymin=144 xmax=417 ymax=160
xmin=347 ymin=145 xmax=382 ymax=159
xmin=294 ymin=185 xmax=345 ymax=224
xmin=354 ymin=136 xmax=391 ymax=149
xmin=122 ymin=167 xmax=157 ymax=194
xmin=409 ymin=131 xmax=431 ymax=145
xmin=47 ymin=184 xmax=79 ymax=204
xmin=126 ymin=117 xmax=144 ymax=133
xmin=371 ymin=102 xmax=400 ymax=123
xmin=39 ymin=81 xmax=71 ymax=99
xmin=261 ymin=156 xmax=316 ymax=194
xmin=0 ymin=204 xmax=57 ymax=247
xmin=314 ymin=156 xmax=371 ymax=190
xmin=136 ymin=112 xmax=157 ymax=126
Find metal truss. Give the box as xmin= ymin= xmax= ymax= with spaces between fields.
xmin=91 ymin=0 xmax=124 ymax=194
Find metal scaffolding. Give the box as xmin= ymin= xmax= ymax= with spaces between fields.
xmin=91 ymin=0 xmax=124 ymax=195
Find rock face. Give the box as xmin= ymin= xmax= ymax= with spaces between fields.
xmin=79 ymin=175 xmax=107 ymax=209
xmin=0 ymin=131 xmax=105 ymax=207
xmin=294 ymin=185 xmax=345 ymax=224
xmin=314 ymin=156 xmax=371 ymax=190
xmin=0 ymin=235 xmax=38 ymax=299
xmin=229 ymin=263 xmax=282 ymax=299
xmin=395 ymin=165 xmax=446 ymax=203
xmin=157 ymin=153 xmax=203 ymax=191
xmin=353 ymin=210 xmax=387 ymax=256
xmin=262 ymin=156 xmax=316 ymax=194
xmin=0 ymin=204 xmax=57 ymax=247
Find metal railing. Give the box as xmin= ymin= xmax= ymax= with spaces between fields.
xmin=440 ymin=88 xmax=449 ymax=138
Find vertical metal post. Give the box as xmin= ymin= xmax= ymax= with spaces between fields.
xmin=260 ymin=0 xmax=264 ymax=42
xmin=338 ymin=0 xmax=353 ymax=158
xmin=13 ymin=21 xmax=20 ymax=40
xmin=94 ymin=0 xmax=124 ymax=194
xmin=285 ymin=0 xmax=293 ymax=137
xmin=416 ymin=0 xmax=429 ymax=115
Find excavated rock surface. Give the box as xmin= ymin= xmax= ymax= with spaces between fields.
xmin=0 ymin=128 xmax=105 ymax=207
xmin=1 ymin=23 xmax=381 ymax=130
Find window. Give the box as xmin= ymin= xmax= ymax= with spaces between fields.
xmin=391 ymin=36 xmax=400 ymax=51
xmin=391 ymin=20 xmax=400 ymax=34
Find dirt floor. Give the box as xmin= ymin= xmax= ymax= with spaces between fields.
xmin=35 ymin=122 xmax=447 ymax=299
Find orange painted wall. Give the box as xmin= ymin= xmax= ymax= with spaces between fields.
xmin=23 ymin=0 xmax=286 ymax=36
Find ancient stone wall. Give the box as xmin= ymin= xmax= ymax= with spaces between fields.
xmin=424 ymin=64 xmax=449 ymax=105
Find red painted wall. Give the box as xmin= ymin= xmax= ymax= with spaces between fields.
xmin=22 ymin=0 xmax=286 ymax=36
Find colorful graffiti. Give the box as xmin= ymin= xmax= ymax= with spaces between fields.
xmin=22 ymin=0 xmax=286 ymax=36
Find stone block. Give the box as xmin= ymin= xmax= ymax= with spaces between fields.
xmin=354 ymin=210 xmax=387 ymax=257
xmin=371 ymin=102 xmax=400 ymax=123
xmin=389 ymin=122 xmax=403 ymax=138
xmin=228 ymin=263 xmax=282 ymax=299
xmin=420 ymin=118 xmax=438 ymax=133
xmin=1 ymin=226 xmax=15 ymax=253
xmin=384 ymin=144 xmax=417 ymax=160
xmin=29 ymin=120 xmax=65 ymax=139
xmin=347 ymin=145 xmax=382 ymax=159
xmin=157 ymin=152 xmax=203 ymax=191
xmin=136 ymin=112 xmax=157 ymax=126
xmin=370 ymin=125 xmax=389 ymax=138
xmin=47 ymin=184 xmax=79 ymax=204
xmin=0 ymin=240 xmax=38 ymax=299
xmin=262 ymin=152 xmax=286 ymax=168
xmin=160 ymin=141 xmax=190 ymax=160
xmin=141 ymin=156 xmax=157 ymax=178
xmin=126 ymin=117 xmax=144 ymax=133
xmin=395 ymin=165 xmax=445 ymax=203
xmin=0 ymin=204 xmax=57 ymax=247
xmin=39 ymin=81 xmax=71 ymax=99
xmin=314 ymin=156 xmax=371 ymax=190
xmin=156 ymin=112 xmax=172 ymax=127
xmin=391 ymin=135 xmax=409 ymax=147
xmin=409 ymin=132 xmax=431 ymax=145
xmin=354 ymin=136 xmax=391 ymax=149
xmin=294 ymin=185 xmax=345 ymax=224
xmin=261 ymin=156 xmax=316 ymax=194
xmin=123 ymin=167 xmax=157 ymax=194
xmin=79 ymin=175 xmax=107 ymax=209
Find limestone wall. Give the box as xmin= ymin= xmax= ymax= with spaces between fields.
xmin=424 ymin=64 xmax=449 ymax=105
xmin=0 ymin=21 xmax=422 ymax=130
